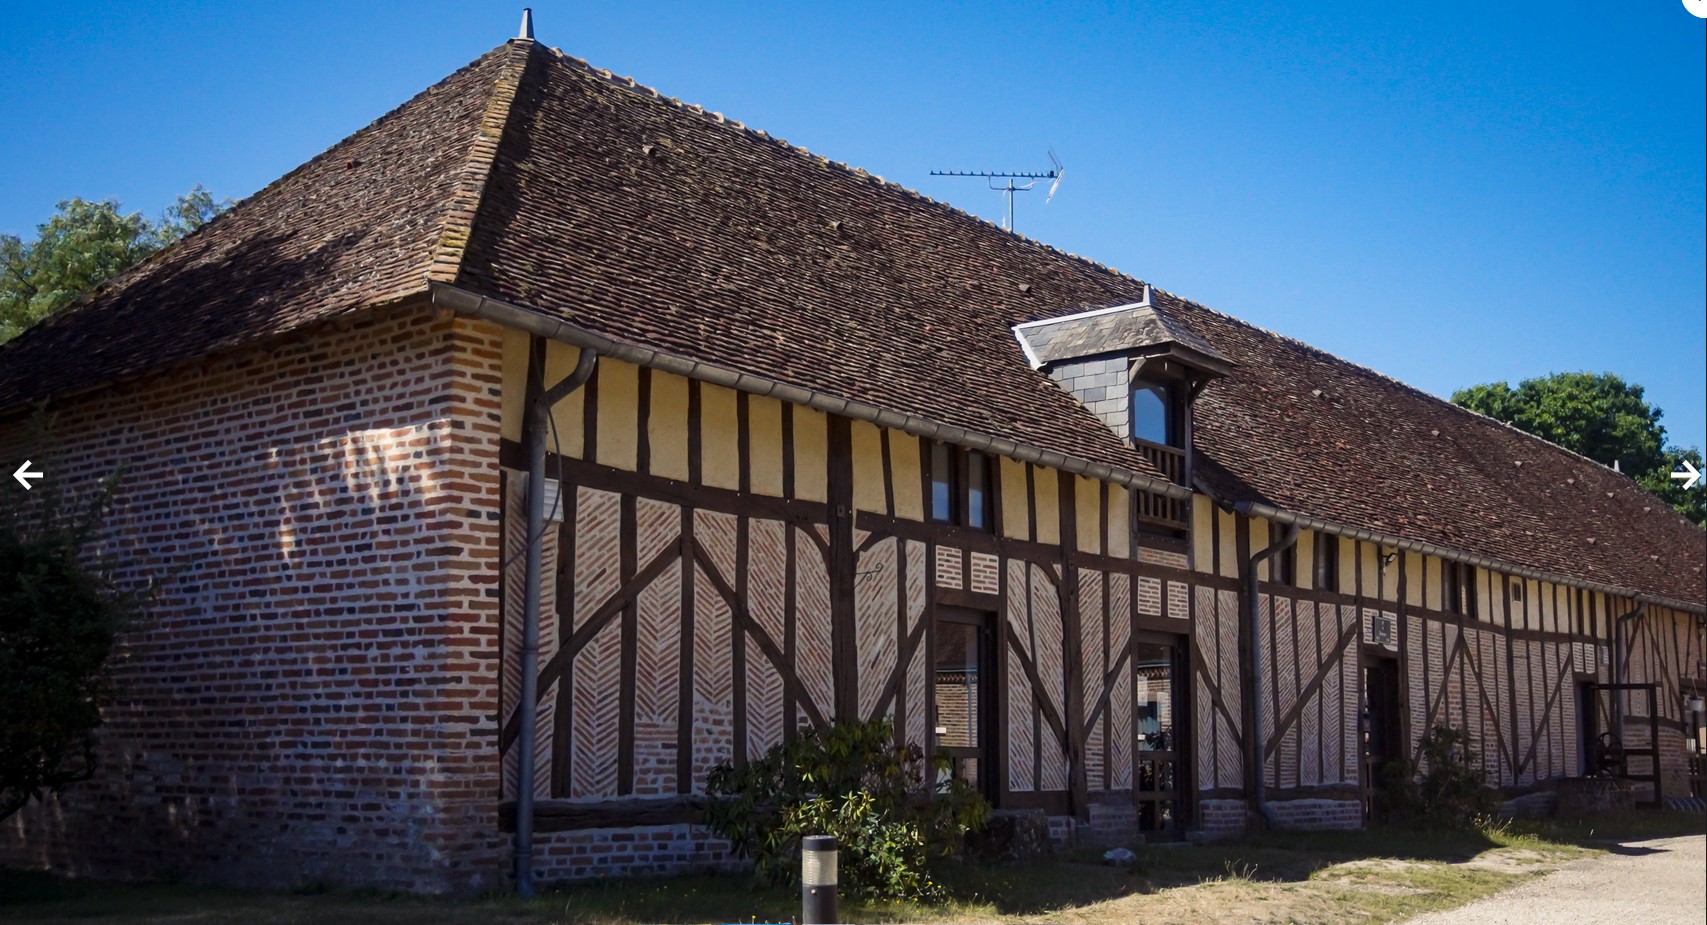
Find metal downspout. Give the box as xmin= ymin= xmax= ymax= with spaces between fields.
xmin=1245 ymin=523 xmax=1300 ymax=830
xmin=515 ymin=346 xmax=598 ymax=895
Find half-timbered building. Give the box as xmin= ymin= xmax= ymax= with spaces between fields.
xmin=1 ymin=34 xmax=1702 ymax=893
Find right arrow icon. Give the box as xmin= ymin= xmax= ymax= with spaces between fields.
xmin=1672 ymin=459 xmax=1702 ymax=491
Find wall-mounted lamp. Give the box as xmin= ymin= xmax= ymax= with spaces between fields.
xmin=1379 ymin=549 xmax=1398 ymax=570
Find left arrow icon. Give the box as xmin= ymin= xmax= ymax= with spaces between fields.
xmin=13 ymin=460 xmax=43 ymax=490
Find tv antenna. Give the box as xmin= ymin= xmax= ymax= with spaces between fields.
xmin=931 ymin=149 xmax=1065 ymax=232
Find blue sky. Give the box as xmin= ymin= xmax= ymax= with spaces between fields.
xmin=3 ymin=1 xmax=1703 ymax=451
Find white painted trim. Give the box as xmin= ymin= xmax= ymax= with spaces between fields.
xmin=1011 ymin=283 xmax=1151 ymax=331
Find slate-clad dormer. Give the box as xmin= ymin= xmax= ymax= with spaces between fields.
xmin=1014 ymin=287 xmax=1232 ymax=484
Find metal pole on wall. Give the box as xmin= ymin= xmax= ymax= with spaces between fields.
xmin=801 ymin=835 xmax=839 ymax=925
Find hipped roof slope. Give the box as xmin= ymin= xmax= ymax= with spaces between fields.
xmin=0 ymin=38 xmax=1699 ymax=609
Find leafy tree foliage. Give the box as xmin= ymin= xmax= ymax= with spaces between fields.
xmin=1453 ymin=372 xmax=1704 ymax=527
xmin=0 ymin=462 xmax=140 ymax=822
xmin=703 ymin=719 xmax=989 ymax=901
xmin=0 ymin=187 xmax=228 ymax=343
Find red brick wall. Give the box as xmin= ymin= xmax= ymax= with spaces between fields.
xmin=0 ymin=307 xmax=509 ymax=894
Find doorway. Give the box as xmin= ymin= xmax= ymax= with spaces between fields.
xmin=1362 ymin=656 xmax=1401 ymax=823
xmin=1133 ymin=635 xmax=1184 ymax=837
xmin=934 ymin=608 xmax=993 ymax=798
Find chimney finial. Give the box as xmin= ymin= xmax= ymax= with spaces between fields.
xmin=518 ymin=8 xmax=534 ymax=41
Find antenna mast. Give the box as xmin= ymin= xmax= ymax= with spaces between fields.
xmin=930 ymin=150 xmax=1064 ymax=232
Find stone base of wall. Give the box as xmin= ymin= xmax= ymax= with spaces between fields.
xmin=1046 ymin=815 xmax=1078 ymax=848
xmin=1497 ymin=790 xmax=1560 ymax=819
xmin=1192 ymin=798 xmax=1248 ymax=840
xmin=1556 ymin=777 xmax=1636 ymax=816
xmin=529 ymin=824 xmax=737 ymax=884
xmin=1265 ymin=799 xmax=1362 ymax=831
xmin=1080 ymin=803 xmax=1141 ymax=848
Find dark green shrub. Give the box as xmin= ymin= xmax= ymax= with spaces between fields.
xmin=1377 ymin=724 xmax=1500 ymax=827
xmin=0 ymin=459 xmax=140 ymax=821
xmin=702 ymin=718 xmax=989 ymax=900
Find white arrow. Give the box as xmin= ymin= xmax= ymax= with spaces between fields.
xmin=1672 ymin=459 xmax=1702 ymax=491
xmin=12 ymin=460 xmax=43 ymax=490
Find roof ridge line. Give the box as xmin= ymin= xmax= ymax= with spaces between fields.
xmin=427 ymin=39 xmax=537 ymax=285
xmin=1 ymin=43 xmax=522 ymax=354
xmin=1155 ymin=286 xmax=1678 ymax=491
xmin=537 ymin=46 xmax=1156 ymax=290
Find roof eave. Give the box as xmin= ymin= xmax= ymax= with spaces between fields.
xmin=1227 ymin=497 xmax=1705 ymax=616
xmin=431 ymin=281 xmax=1191 ymax=501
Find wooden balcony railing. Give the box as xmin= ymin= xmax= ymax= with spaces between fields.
xmin=1133 ymin=440 xmax=1188 ymax=530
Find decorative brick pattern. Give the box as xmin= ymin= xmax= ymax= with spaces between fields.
xmin=935 ymin=544 xmax=964 ymax=590
xmin=969 ymin=551 xmax=1000 ymax=595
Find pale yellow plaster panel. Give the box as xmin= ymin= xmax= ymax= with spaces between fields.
xmin=595 ymin=359 xmax=639 ymax=472
xmin=851 ymin=421 xmax=886 ymax=514
xmin=1404 ymin=552 xmax=1425 ymax=607
xmin=1191 ymin=495 xmax=1214 ymax=573
xmin=700 ymin=384 xmax=740 ymax=490
xmin=1357 ymin=542 xmax=1377 ymax=598
xmin=1296 ymin=530 xmax=1316 ymax=589
xmin=1216 ymin=508 xmax=1238 ymax=578
xmin=1422 ymin=557 xmax=1441 ymax=611
xmin=499 ymin=327 xmax=529 ymax=443
xmin=747 ymin=395 xmax=784 ymax=497
xmin=648 ymin=370 xmax=690 ymax=481
xmin=890 ymin=431 xmax=923 ymax=521
xmin=1076 ymin=476 xmax=1102 ymax=555
xmin=1108 ymin=487 xmax=1130 ymax=559
xmin=793 ymin=406 xmax=827 ymax=503
xmin=1001 ymin=457 xmax=1030 ymax=541
xmin=1033 ymin=468 xmax=1060 ymax=546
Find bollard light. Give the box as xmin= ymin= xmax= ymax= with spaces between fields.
xmin=801 ymin=834 xmax=839 ymax=925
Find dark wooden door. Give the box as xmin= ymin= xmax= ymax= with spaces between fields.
xmin=1362 ymin=657 xmax=1401 ymax=823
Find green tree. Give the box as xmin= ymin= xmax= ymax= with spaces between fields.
xmin=0 ymin=186 xmax=229 ymax=344
xmin=0 ymin=462 xmax=141 ymax=821
xmin=1453 ymin=372 xmax=1704 ymax=527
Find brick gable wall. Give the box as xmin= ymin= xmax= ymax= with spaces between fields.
xmin=0 ymin=308 xmax=509 ymax=894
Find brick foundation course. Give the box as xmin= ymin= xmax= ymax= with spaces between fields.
xmin=0 ymin=308 xmax=509 ymax=894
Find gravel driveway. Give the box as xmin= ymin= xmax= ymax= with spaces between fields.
xmin=1404 ymin=834 xmax=1705 ymax=925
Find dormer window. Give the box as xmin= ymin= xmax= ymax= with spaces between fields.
xmin=1011 ymin=287 xmax=1232 ymax=496
xmin=1132 ymin=379 xmax=1182 ymax=448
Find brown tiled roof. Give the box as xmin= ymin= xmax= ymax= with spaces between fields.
xmin=0 ymin=42 xmax=530 ymax=409
xmin=1179 ymin=297 xmax=1706 ymax=606
xmin=1 ymin=39 xmax=1699 ymax=608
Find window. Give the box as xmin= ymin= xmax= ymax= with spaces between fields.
xmin=1131 ymin=379 xmax=1180 ymax=447
xmin=1315 ymin=533 xmax=1340 ymax=592
xmin=1445 ymin=563 xmax=1478 ymax=617
xmin=926 ymin=442 xmax=994 ymax=530
xmin=1274 ymin=543 xmax=1297 ymax=586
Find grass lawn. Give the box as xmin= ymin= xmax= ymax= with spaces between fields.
xmin=3 ymin=813 xmax=1702 ymax=924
